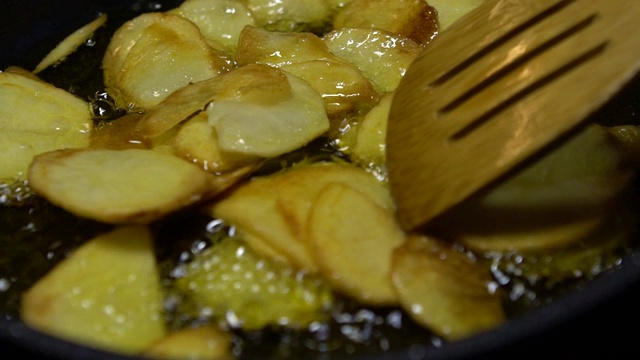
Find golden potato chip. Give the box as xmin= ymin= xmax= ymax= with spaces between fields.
xmin=21 ymin=226 xmax=166 ymax=355
xmin=391 ymin=234 xmax=505 ymax=340
xmin=333 ymin=0 xmax=438 ymax=45
xmin=34 ymin=14 xmax=108 ymax=73
xmin=307 ymin=182 xmax=405 ymax=305
xmin=169 ymin=0 xmax=255 ymax=54
xmin=28 ymin=148 xmax=213 ymax=224
xmin=103 ymin=13 xmax=230 ymax=110
xmin=323 ymin=28 xmax=422 ymax=94
xmin=0 ymin=71 xmax=92 ymax=181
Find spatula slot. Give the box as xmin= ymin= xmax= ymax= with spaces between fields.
xmin=430 ymin=0 xmax=578 ymax=88
xmin=440 ymin=14 xmax=598 ymax=119
xmin=450 ymin=41 xmax=608 ymax=141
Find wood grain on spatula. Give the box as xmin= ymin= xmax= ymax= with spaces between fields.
xmin=386 ymin=0 xmax=640 ymax=231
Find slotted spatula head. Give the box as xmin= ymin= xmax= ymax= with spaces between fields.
xmin=386 ymin=0 xmax=640 ymax=231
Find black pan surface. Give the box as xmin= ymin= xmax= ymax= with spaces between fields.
xmin=2 ymin=1 xmax=640 ymax=359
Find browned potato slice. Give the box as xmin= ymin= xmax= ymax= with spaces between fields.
xmin=141 ymin=326 xmax=232 ymax=360
xmin=332 ymin=0 xmax=438 ymax=45
xmin=169 ymin=0 xmax=255 ymax=55
xmin=210 ymin=173 xmax=319 ymax=271
xmin=274 ymin=162 xmax=394 ymax=241
xmin=307 ymin=182 xmax=405 ymax=305
xmin=28 ymin=149 xmax=213 ymax=224
xmin=136 ymin=64 xmax=293 ymax=139
xmin=34 ymin=14 xmax=108 ymax=73
xmin=236 ymin=26 xmax=378 ymax=118
xmin=391 ymin=234 xmax=505 ymax=340
xmin=172 ymin=112 xmax=261 ymax=173
xmin=351 ymin=92 xmax=393 ymax=170
xmin=21 ymin=226 xmax=166 ymax=355
xmin=239 ymin=0 xmax=333 ymax=32
xmin=428 ymin=0 xmax=485 ymax=30
xmin=0 ymin=71 xmax=92 ymax=181
xmin=323 ymin=28 xmax=422 ymax=94
xmin=208 ymin=69 xmax=329 ymax=157
xmin=103 ymin=13 xmax=230 ymax=110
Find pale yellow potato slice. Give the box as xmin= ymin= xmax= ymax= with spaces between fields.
xmin=141 ymin=326 xmax=232 ymax=360
xmin=210 ymin=173 xmax=319 ymax=271
xmin=332 ymin=0 xmax=438 ymax=45
xmin=207 ymin=70 xmax=329 ymax=157
xmin=351 ymin=91 xmax=393 ymax=169
xmin=172 ymin=112 xmax=262 ymax=173
xmin=34 ymin=14 xmax=108 ymax=73
xmin=236 ymin=26 xmax=378 ymax=118
xmin=391 ymin=234 xmax=505 ymax=340
xmin=0 ymin=71 xmax=92 ymax=181
xmin=169 ymin=0 xmax=255 ymax=55
xmin=281 ymin=60 xmax=379 ymax=118
xmin=274 ymin=162 xmax=394 ymax=242
xmin=28 ymin=149 xmax=213 ymax=224
xmin=136 ymin=64 xmax=293 ymax=139
xmin=323 ymin=28 xmax=422 ymax=94
xmin=239 ymin=0 xmax=333 ymax=32
xmin=307 ymin=182 xmax=405 ymax=305
xmin=103 ymin=13 xmax=230 ymax=110
xmin=431 ymin=124 xmax=633 ymax=252
xmin=428 ymin=0 xmax=485 ymax=30
xmin=21 ymin=225 xmax=166 ymax=355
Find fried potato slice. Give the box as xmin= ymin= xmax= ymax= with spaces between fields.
xmin=239 ymin=0 xmax=333 ymax=33
xmin=351 ymin=91 xmax=393 ymax=170
xmin=323 ymin=28 xmax=422 ymax=94
xmin=28 ymin=148 xmax=213 ymax=224
xmin=307 ymin=182 xmax=405 ymax=305
xmin=103 ymin=13 xmax=230 ymax=110
xmin=332 ymin=0 xmax=438 ymax=45
xmin=141 ymin=326 xmax=232 ymax=360
xmin=210 ymin=171 xmax=318 ymax=271
xmin=34 ymin=14 xmax=108 ymax=73
xmin=236 ymin=26 xmax=379 ymax=118
xmin=21 ymin=226 xmax=166 ymax=355
xmin=391 ymin=234 xmax=505 ymax=340
xmin=430 ymin=125 xmax=633 ymax=252
xmin=207 ymin=69 xmax=329 ymax=158
xmin=172 ymin=112 xmax=262 ymax=173
xmin=0 ymin=71 xmax=92 ymax=181
xmin=169 ymin=0 xmax=255 ymax=55
xmin=211 ymin=162 xmax=393 ymax=272
xmin=136 ymin=64 xmax=293 ymax=139
xmin=90 ymin=113 xmax=148 ymax=150
xmin=176 ymin=237 xmax=333 ymax=330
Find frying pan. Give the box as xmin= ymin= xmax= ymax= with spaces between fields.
xmin=1 ymin=0 xmax=640 ymax=359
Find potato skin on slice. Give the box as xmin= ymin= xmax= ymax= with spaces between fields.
xmin=28 ymin=149 xmax=213 ymax=224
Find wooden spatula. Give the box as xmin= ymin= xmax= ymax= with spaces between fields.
xmin=386 ymin=0 xmax=640 ymax=231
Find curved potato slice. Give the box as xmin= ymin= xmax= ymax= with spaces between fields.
xmin=28 ymin=149 xmax=213 ymax=224
xmin=391 ymin=234 xmax=505 ymax=340
xmin=136 ymin=64 xmax=293 ymax=139
xmin=21 ymin=226 xmax=166 ymax=355
xmin=103 ymin=13 xmax=230 ymax=110
xmin=351 ymin=91 xmax=393 ymax=170
xmin=307 ymin=182 xmax=405 ymax=305
xmin=323 ymin=28 xmax=422 ymax=94
xmin=169 ymin=0 xmax=255 ymax=55
xmin=34 ymin=14 xmax=108 ymax=73
xmin=141 ymin=326 xmax=232 ymax=360
xmin=0 ymin=71 xmax=92 ymax=181
xmin=240 ymin=0 xmax=333 ymax=33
